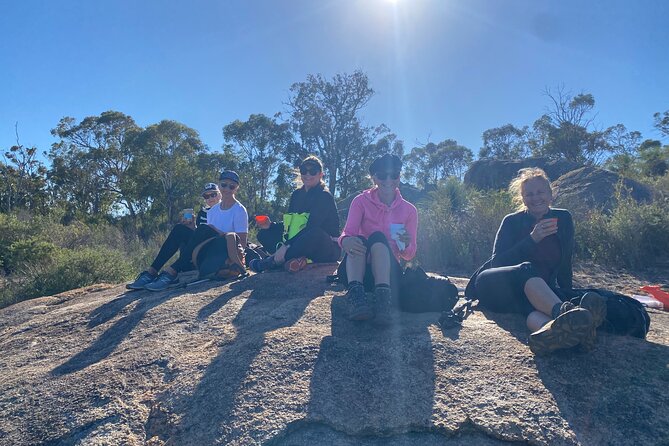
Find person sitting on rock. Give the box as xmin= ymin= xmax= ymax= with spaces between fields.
xmin=465 ymin=167 xmax=606 ymax=355
xmin=250 ymin=155 xmax=341 ymax=273
xmin=338 ymin=153 xmax=417 ymax=324
xmin=126 ymin=182 xmax=222 ymax=290
xmin=141 ymin=170 xmax=249 ymax=291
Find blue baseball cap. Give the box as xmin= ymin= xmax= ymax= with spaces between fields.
xmin=219 ymin=170 xmax=240 ymax=184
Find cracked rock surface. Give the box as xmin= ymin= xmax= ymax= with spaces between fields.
xmin=0 ymin=265 xmax=667 ymax=445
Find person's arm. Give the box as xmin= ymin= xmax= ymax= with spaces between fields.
xmin=399 ymin=204 xmax=418 ymax=261
xmin=232 ymin=205 xmax=250 ymax=247
xmin=338 ymin=196 xmax=364 ymax=247
xmin=556 ymin=211 xmax=574 ymax=290
xmin=237 ymin=233 xmax=248 ymax=249
xmin=490 ymin=214 xmax=535 ymax=267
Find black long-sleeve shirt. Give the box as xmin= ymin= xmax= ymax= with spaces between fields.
xmin=491 ymin=208 xmax=574 ymax=291
xmin=287 ymin=184 xmax=340 ymax=240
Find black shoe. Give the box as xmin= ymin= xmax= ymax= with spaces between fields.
xmin=249 ymin=256 xmax=276 ymax=273
xmin=347 ymin=284 xmax=373 ymax=321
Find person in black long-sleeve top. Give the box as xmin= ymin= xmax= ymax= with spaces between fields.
xmin=466 ymin=167 xmax=606 ymax=355
xmin=252 ymin=155 xmax=341 ymax=273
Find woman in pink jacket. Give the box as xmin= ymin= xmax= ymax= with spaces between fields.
xmin=338 ymin=154 xmax=418 ymax=323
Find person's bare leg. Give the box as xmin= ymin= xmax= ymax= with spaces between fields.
xmin=370 ymin=243 xmax=391 ymax=285
xmin=524 ymin=277 xmax=563 ymax=331
xmin=147 ymin=267 xmax=158 ymax=276
xmin=346 ymin=252 xmax=367 ymax=284
xmin=527 ymin=311 xmax=551 ymax=332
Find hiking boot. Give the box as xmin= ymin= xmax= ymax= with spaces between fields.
xmin=347 ymin=284 xmax=374 ymax=321
xmin=249 ymin=256 xmax=276 ymax=273
xmin=144 ymin=272 xmax=179 ymax=292
xmin=578 ymin=292 xmax=607 ymax=351
xmin=284 ymin=256 xmax=308 ymax=273
xmin=373 ymin=286 xmax=393 ymax=325
xmin=529 ymin=307 xmax=593 ymax=355
xmin=126 ymin=271 xmax=157 ymax=290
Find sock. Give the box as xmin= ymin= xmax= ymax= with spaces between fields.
xmin=348 ymin=280 xmax=363 ymax=290
xmin=375 ymin=283 xmax=390 ymax=290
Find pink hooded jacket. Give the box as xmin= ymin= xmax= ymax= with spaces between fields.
xmin=339 ymin=187 xmax=418 ymax=262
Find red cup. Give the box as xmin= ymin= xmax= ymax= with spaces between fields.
xmin=254 ymin=215 xmax=270 ymax=225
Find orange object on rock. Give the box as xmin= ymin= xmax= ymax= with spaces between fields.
xmin=640 ymin=285 xmax=669 ymax=308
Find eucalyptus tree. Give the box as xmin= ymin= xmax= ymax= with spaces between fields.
xmin=287 ymin=70 xmax=379 ymax=197
xmin=404 ymin=139 xmax=473 ymax=188
xmin=49 ymin=111 xmax=143 ymax=219
xmin=223 ymin=114 xmax=293 ymax=215
xmin=130 ymin=120 xmax=208 ymax=224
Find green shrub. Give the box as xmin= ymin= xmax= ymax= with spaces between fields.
xmin=576 ymin=197 xmax=669 ymax=268
xmin=15 ymin=247 xmax=133 ymax=302
xmin=416 ymin=185 xmax=513 ymax=272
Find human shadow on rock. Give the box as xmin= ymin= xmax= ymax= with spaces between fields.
xmin=304 ymin=293 xmax=437 ymax=437
xmin=164 ymin=267 xmax=332 ymax=445
xmin=51 ymin=290 xmax=181 ymax=376
xmin=535 ymin=332 xmax=669 ymax=445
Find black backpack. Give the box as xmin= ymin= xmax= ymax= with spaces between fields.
xmin=399 ymin=266 xmax=459 ymax=313
xmin=569 ymin=288 xmax=651 ymax=338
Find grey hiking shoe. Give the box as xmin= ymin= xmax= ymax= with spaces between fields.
xmin=347 ymin=284 xmax=374 ymax=321
xmin=144 ymin=272 xmax=179 ymax=292
xmin=578 ymin=292 xmax=607 ymax=351
xmin=126 ymin=271 xmax=157 ymax=290
xmin=529 ymin=307 xmax=593 ymax=355
xmin=373 ymin=286 xmax=393 ymax=325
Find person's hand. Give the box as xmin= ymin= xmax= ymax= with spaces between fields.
xmin=398 ymin=231 xmax=411 ymax=250
xmin=181 ymin=218 xmax=195 ymax=229
xmin=530 ymin=218 xmax=558 ymax=243
xmin=342 ymin=236 xmax=366 ymax=256
xmin=274 ymin=244 xmax=288 ymax=263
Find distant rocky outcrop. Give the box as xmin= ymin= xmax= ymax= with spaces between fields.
xmin=464 ymin=158 xmax=581 ymax=191
xmin=552 ymin=166 xmax=656 ymax=212
xmin=0 ymin=266 xmax=667 ymax=445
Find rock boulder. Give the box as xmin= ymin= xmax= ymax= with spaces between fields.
xmin=464 ymin=158 xmax=580 ymax=191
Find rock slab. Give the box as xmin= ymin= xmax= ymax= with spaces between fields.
xmin=0 ymin=265 xmax=667 ymax=445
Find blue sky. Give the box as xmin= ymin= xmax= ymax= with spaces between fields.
xmin=1 ymin=0 xmax=667 ymax=161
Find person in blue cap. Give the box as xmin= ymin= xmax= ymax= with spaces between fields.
xmin=136 ymin=170 xmax=248 ymax=291
xmin=126 ymin=182 xmax=221 ymax=290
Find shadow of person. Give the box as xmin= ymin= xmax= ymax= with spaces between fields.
xmin=87 ymin=291 xmax=143 ymax=329
xmin=299 ymin=292 xmax=437 ymax=439
xmin=476 ymin=308 xmax=529 ymax=344
xmin=160 ymin=266 xmax=333 ymax=445
xmin=533 ymin=332 xmax=669 ymax=445
xmin=51 ymin=289 xmax=181 ymax=376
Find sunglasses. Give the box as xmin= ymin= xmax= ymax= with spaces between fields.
xmin=219 ymin=182 xmax=237 ymax=190
xmin=202 ymin=192 xmax=218 ymax=199
xmin=375 ymin=171 xmax=400 ymax=180
xmin=299 ymin=166 xmax=321 ymax=176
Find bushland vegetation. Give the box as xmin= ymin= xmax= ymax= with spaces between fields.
xmin=1 ymin=73 xmax=667 ymax=308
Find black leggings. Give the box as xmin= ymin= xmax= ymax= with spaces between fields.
xmin=258 ymin=224 xmax=341 ymax=263
xmin=257 ymin=223 xmax=284 ymax=254
xmin=337 ymin=231 xmax=402 ymax=292
xmin=474 ymin=262 xmax=540 ymax=316
xmin=150 ymin=224 xmax=194 ymax=271
xmin=285 ymin=227 xmax=341 ymax=263
xmin=169 ymin=224 xmax=220 ymax=273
